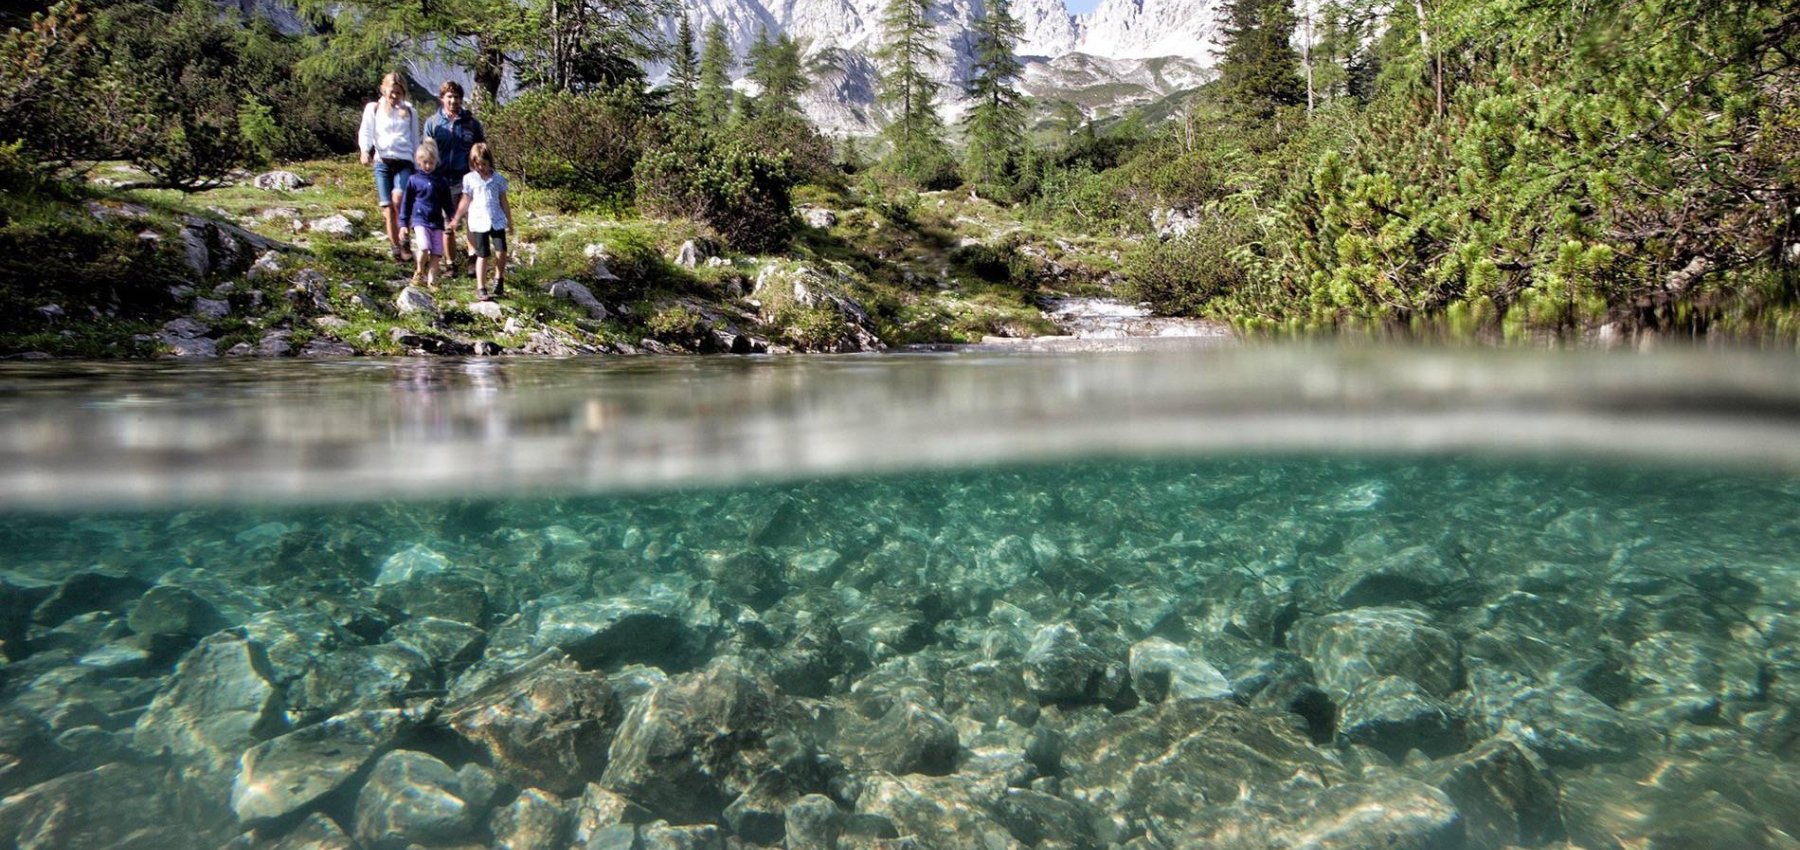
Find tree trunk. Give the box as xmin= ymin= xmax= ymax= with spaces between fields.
xmin=1412 ymin=0 xmax=1442 ymax=118
xmin=474 ymin=38 xmax=504 ymax=106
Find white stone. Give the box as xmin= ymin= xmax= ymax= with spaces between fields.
xmin=309 ymin=215 xmax=356 ymax=237
xmin=395 ymin=286 xmax=438 ymax=316
xmin=548 ymin=279 xmax=608 ymax=319
xmin=252 ymin=170 xmax=310 ymax=191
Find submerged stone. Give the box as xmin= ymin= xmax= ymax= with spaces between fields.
xmin=489 ymin=788 xmax=570 ymax=850
xmin=289 ymin=644 xmax=432 ymax=720
xmin=1127 ymin=638 xmax=1232 ymax=703
xmin=133 ymin=633 xmax=284 ymax=770
xmin=1337 ymin=674 xmax=1462 ymax=760
xmin=1023 ymin=623 xmax=1126 ymax=705
xmin=1425 ymin=737 xmax=1564 ymax=850
xmin=231 ymin=709 xmax=409 ymax=824
xmin=262 ymin=812 xmax=355 ymax=850
xmin=1461 ymin=668 xmax=1643 ymax=767
xmin=1288 ymin=607 xmax=1462 ymax=700
xmin=0 ymin=762 xmax=188 ymax=850
xmin=447 ymin=659 xmax=615 ymax=795
xmin=1180 ymin=776 xmax=1465 ymax=850
xmin=600 ymin=659 xmax=783 ymax=824
xmin=352 ymin=750 xmax=477 ymax=849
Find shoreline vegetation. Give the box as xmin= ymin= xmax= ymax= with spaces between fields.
xmin=1 ymin=0 xmax=1797 ymax=359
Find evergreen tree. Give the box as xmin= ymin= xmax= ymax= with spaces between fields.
xmin=669 ymin=14 xmax=699 ymax=120
xmin=697 ymin=21 xmax=734 ymax=125
xmin=876 ymin=0 xmax=955 ymax=187
xmin=961 ymin=0 xmax=1027 ymax=193
xmin=747 ymin=30 xmax=806 ymax=116
xmin=1213 ymin=0 xmax=1305 ymax=120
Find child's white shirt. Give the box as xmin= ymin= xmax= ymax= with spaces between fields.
xmin=461 ymin=171 xmax=510 ymax=233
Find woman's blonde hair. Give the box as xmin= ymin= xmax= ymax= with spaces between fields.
xmin=414 ymin=138 xmax=439 ymax=168
xmin=379 ymin=72 xmax=410 ymax=114
xmin=468 ymin=142 xmax=493 ymax=170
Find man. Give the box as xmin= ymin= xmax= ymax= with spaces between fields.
xmin=422 ymin=81 xmax=486 ymax=277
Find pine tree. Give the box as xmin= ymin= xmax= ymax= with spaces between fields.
xmin=1214 ymin=0 xmax=1305 ymax=120
xmin=670 ymin=14 xmax=699 ymax=120
xmin=876 ymin=0 xmax=955 ymax=186
xmin=747 ymin=30 xmax=805 ymax=116
xmin=697 ymin=21 xmax=735 ymax=126
xmin=962 ymin=0 xmax=1027 ymax=193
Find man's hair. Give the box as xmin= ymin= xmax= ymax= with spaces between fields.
xmin=439 ymin=80 xmax=465 ymax=99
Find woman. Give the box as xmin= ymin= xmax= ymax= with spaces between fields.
xmin=357 ymin=72 xmax=421 ymax=262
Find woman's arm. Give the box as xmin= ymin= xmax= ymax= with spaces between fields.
xmin=357 ymin=103 xmax=375 ymax=165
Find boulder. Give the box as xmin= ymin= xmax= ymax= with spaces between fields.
xmin=1425 ymin=737 xmax=1564 ymax=850
xmin=230 ymin=709 xmax=410 ymax=824
xmin=287 ymin=270 xmax=332 ymax=313
xmin=1625 ymin=630 xmax=1763 ymax=724
xmin=1022 ymin=623 xmax=1126 ymax=705
xmin=1061 ymin=699 xmax=1348 ymax=838
xmin=802 ymin=208 xmax=837 ymax=229
xmin=288 ymin=644 xmax=432 ymax=720
xmin=1460 ymin=667 xmax=1642 ymax=767
xmin=569 ymin=782 xmax=652 ymax=847
xmin=1324 ymin=544 xmax=1464 ymax=609
xmin=854 ymin=772 xmax=1020 ymax=850
xmin=127 ymin=585 xmax=226 ymax=638
xmin=447 ymin=660 xmax=616 ymax=795
xmin=470 ymin=300 xmax=504 ymax=321
xmin=253 ymin=170 xmax=311 ymax=191
xmin=308 ymin=215 xmax=355 ymax=237
xmin=673 ymin=240 xmax=705 ymax=268
xmin=833 ymin=699 xmax=959 ymax=776
xmin=385 ymin=616 xmax=486 ymax=669
xmin=548 ymin=278 xmax=609 ymax=319
xmin=1337 ymin=674 xmax=1461 ymax=760
xmin=783 ymin=794 xmax=844 ymax=850
xmin=352 ymin=750 xmax=479 ymax=849
xmin=261 ymin=812 xmax=355 ymax=850
xmin=1288 ymin=606 xmax=1463 ymax=700
xmin=1127 ymin=638 xmax=1233 ymax=703
xmin=489 ymin=788 xmax=570 ymax=850
xmin=394 ymin=285 xmax=438 ymax=316
xmin=1180 ymin=776 xmax=1465 ymax=850
xmin=600 ymin=659 xmax=783 ymax=824
xmin=0 ymin=763 xmax=190 ymax=850
xmin=259 ymin=330 xmax=293 ymax=357
xmin=531 ymin=593 xmax=715 ymax=670
xmin=32 ymin=570 xmax=150 ymax=627
xmin=194 ymin=297 xmax=231 ymax=319
xmin=299 ymin=339 xmax=354 ymax=357
xmin=133 ymin=633 xmax=285 ymax=771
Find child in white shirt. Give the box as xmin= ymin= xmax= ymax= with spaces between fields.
xmin=448 ymin=142 xmax=513 ymax=301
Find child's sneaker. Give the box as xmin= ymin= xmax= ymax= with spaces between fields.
xmin=475 ymin=285 xmax=490 ymax=302
xmin=492 ymin=278 xmax=505 ymax=298
xmin=410 ymin=270 xmax=425 ymax=288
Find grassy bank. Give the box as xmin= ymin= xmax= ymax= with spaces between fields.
xmin=0 ymin=158 xmax=1135 ymax=358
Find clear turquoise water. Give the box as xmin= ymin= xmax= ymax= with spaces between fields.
xmin=5 ymin=348 xmax=1800 ymax=848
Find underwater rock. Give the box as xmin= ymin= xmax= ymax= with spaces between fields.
xmin=783 ymin=793 xmax=844 ymax=850
xmin=1198 ymin=635 xmax=1332 ymax=735
xmin=240 ymin=609 xmax=356 ymax=687
xmin=1625 ymin=630 xmax=1763 ymax=724
xmin=1424 ymin=737 xmax=1563 ymax=850
xmin=1061 ymin=699 xmax=1349 ymax=838
xmin=723 ymin=758 xmax=843 ymax=845
xmin=352 ymin=750 xmax=478 ymax=849
xmin=1560 ymin=762 xmax=1798 ymax=850
xmin=128 ymin=585 xmax=227 ymax=639
xmin=373 ymin=544 xmax=452 ymax=586
xmin=600 ymin=658 xmax=783 ymax=824
xmin=1324 ymin=543 xmax=1464 ymax=609
xmin=1022 ymin=623 xmax=1127 ymax=706
xmin=1460 ymin=667 xmax=1643 ymax=767
xmin=289 ymin=644 xmax=432 ymax=720
xmin=1127 ymin=638 xmax=1232 ymax=704
xmin=942 ymin=662 xmax=1041 ymax=731
xmin=991 ymin=788 xmax=1101 ymax=849
xmin=31 ymin=570 xmax=152 ymax=628
xmin=489 ymin=788 xmax=570 ymax=850
xmin=0 ymin=711 xmax=61 ymax=795
xmin=231 ymin=709 xmax=410 ymax=824
xmin=757 ymin=613 xmax=865 ymax=698
xmin=569 ymin=783 xmax=652 ymax=847
xmin=0 ymin=573 xmax=55 ymax=657
xmin=133 ymin=633 xmax=285 ymax=771
xmin=259 ymin=812 xmax=355 ymax=849
xmin=854 ymin=772 xmax=1021 ymax=849
xmin=532 ymin=593 xmax=716 ymax=671
xmin=447 ymin=659 xmax=615 ymax=795
xmin=0 ymin=762 xmax=187 ymax=850
xmin=1288 ymin=606 xmax=1463 ymax=700
xmin=384 ymin=615 xmax=486 ymax=670
xmin=375 ymin=571 xmax=490 ymax=625
xmin=834 ymin=699 xmax=960 ymax=776
xmin=1179 ymin=775 xmax=1464 ymax=850
xmin=1337 ymin=675 xmax=1462 ymax=760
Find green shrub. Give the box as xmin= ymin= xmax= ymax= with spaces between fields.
xmin=1121 ymin=223 xmax=1249 ymax=316
xmin=635 ymin=129 xmax=796 ymax=254
xmin=486 ymin=87 xmax=650 ymax=213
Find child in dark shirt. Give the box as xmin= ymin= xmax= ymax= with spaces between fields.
xmin=400 ymin=139 xmax=453 ymax=289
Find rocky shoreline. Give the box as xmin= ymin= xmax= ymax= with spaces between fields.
xmin=2 ymin=458 xmax=1799 ymax=849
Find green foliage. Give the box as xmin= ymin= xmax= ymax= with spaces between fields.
xmin=876 ymin=0 xmax=957 ymax=188
xmin=668 ymin=14 xmax=699 ymax=120
xmin=645 ymin=302 xmax=704 ymax=339
xmin=485 ymin=87 xmax=650 ymax=212
xmin=697 ymin=21 xmax=735 ymax=127
xmin=635 ymin=127 xmax=797 ymax=253
xmin=0 ymin=2 xmax=130 ymax=172
xmin=1216 ymin=0 xmax=1305 ymax=120
xmin=1122 ymin=225 xmax=1251 ymax=315
xmin=961 ymin=0 xmax=1028 ymax=196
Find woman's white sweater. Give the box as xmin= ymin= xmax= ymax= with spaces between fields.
xmin=358 ymin=100 xmax=420 ymax=161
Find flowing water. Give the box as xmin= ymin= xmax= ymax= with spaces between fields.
xmin=2 ymin=347 xmax=1800 ymax=850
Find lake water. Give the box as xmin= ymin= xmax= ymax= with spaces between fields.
xmin=2 ymin=347 xmax=1799 ymax=850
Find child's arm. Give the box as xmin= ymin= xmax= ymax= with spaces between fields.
xmin=499 ymin=189 xmax=513 ymax=230
xmin=400 ymin=177 xmax=416 ymax=230
xmin=448 ymin=192 xmax=471 ymax=233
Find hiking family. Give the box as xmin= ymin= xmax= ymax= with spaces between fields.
xmin=358 ymin=72 xmax=513 ymax=301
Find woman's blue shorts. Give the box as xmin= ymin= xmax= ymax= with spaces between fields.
xmin=373 ymin=158 xmax=414 ymax=208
